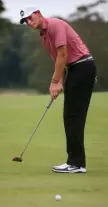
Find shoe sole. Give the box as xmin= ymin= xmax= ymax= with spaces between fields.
xmin=52 ymin=168 xmax=87 ymax=173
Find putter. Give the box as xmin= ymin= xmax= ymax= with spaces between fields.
xmin=12 ymin=98 xmax=53 ymax=163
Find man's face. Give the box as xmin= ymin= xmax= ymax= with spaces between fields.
xmin=26 ymin=12 xmax=41 ymax=29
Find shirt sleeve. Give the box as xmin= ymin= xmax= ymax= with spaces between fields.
xmin=53 ymin=22 xmax=67 ymax=48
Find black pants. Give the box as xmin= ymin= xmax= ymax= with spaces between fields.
xmin=63 ymin=60 xmax=96 ymax=167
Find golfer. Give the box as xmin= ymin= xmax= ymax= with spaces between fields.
xmin=20 ymin=6 xmax=96 ymax=173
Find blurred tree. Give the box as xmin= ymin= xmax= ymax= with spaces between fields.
xmin=0 ymin=0 xmax=108 ymax=92
xmin=68 ymin=0 xmax=107 ymax=21
xmin=19 ymin=27 xmax=53 ymax=93
xmin=71 ymin=19 xmax=108 ymax=91
xmin=0 ymin=0 xmax=5 ymax=14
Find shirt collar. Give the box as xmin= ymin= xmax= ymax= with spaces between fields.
xmin=40 ymin=18 xmax=48 ymax=36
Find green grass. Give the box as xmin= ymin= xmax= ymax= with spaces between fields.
xmin=0 ymin=92 xmax=108 ymax=207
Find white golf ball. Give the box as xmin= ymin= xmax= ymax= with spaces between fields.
xmin=55 ymin=194 xmax=62 ymax=201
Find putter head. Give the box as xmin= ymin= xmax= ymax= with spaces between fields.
xmin=12 ymin=156 xmax=23 ymax=162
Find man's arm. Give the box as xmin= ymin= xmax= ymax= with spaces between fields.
xmin=49 ymin=21 xmax=68 ymax=99
xmin=52 ymin=45 xmax=68 ymax=83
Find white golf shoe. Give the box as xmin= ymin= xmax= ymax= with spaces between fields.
xmin=52 ymin=163 xmax=87 ymax=173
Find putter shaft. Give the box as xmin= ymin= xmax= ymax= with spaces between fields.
xmin=13 ymin=99 xmax=53 ymax=161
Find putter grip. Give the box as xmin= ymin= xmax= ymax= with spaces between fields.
xmin=47 ymin=99 xmax=53 ymax=108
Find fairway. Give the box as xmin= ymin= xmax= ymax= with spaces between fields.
xmin=0 ymin=92 xmax=108 ymax=207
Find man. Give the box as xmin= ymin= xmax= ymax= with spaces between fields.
xmin=20 ymin=6 xmax=96 ymax=173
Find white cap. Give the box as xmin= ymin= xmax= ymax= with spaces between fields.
xmin=20 ymin=6 xmax=39 ymax=24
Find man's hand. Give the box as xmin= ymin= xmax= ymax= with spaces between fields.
xmin=49 ymin=82 xmax=63 ymax=99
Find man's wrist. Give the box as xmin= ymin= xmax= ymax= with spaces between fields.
xmin=51 ymin=78 xmax=59 ymax=84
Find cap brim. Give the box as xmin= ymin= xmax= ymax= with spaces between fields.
xmin=20 ymin=18 xmax=26 ymax=24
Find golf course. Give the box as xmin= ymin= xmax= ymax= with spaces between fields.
xmin=0 ymin=92 xmax=108 ymax=207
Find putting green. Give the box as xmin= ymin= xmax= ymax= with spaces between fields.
xmin=0 ymin=92 xmax=108 ymax=207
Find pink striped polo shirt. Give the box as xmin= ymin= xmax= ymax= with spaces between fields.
xmin=40 ymin=17 xmax=90 ymax=64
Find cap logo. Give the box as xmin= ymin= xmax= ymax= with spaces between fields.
xmin=20 ymin=10 xmax=24 ymax=17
